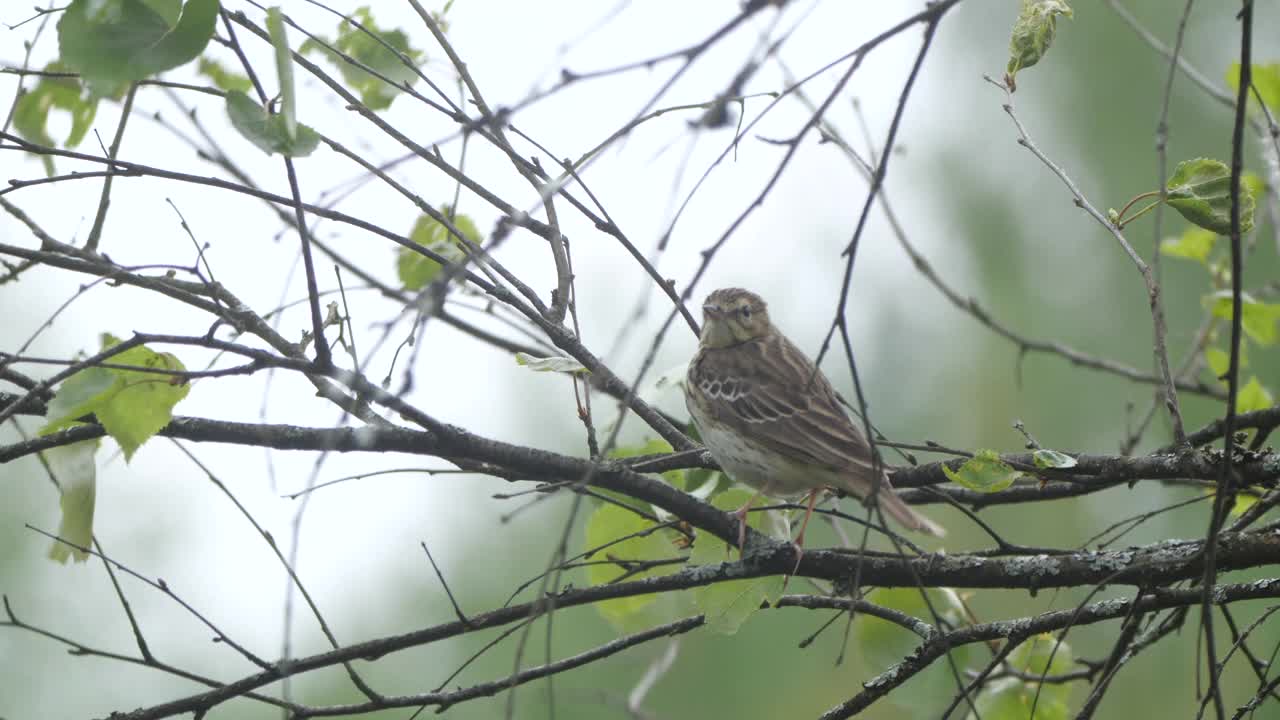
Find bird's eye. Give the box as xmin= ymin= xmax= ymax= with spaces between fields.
xmin=739 ymin=306 xmax=751 ymax=319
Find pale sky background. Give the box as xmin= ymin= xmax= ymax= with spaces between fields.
xmin=2 ymin=2 xmax=1276 ymax=718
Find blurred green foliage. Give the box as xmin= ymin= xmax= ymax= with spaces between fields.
xmin=3 ymin=1 xmax=1280 ymax=719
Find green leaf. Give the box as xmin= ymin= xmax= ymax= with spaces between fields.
xmin=1204 ymin=347 xmax=1230 ymax=379
xmin=299 ymin=6 xmax=424 ymax=111
xmin=196 ymin=56 xmax=251 ymax=93
xmin=1009 ymin=632 xmax=1074 ymax=677
xmin=93 ymin=335 xmax=191 ymax=460
xmin=1006 ymin=0 xmax=1073 ymax=85
xmin=681 ymin=425 xmax=734 ymax=496
xmin=433 ymin=0 xmax=455 ymax=33
xmin=862 ymin=587 xmax=972 ymax=710
xmin=1165 ymin=158 xmax=1256 ymax=235
xmin=1208 ymin=292 xmax=1280 ymax=346
xmin=1160 ymin=227 xmax=1217 ymax=264
xmin=40 ymin=334 xmax=190 ymax=460
xmin=396 ymin=209 xmax=479 ymax=290
xmin=40 ymin=366 xmax=117 ymax=435
xmin=942 ymin=449 xmax=1020 ymax=492
xmin=265 ymin=7 xmax=297 ymax=142
xmin=1242 ymin=171 xmax=1268 ymax=205
xmin=609 ymin=438 xmax=685 ymax=490
xmin=608 ymin=440 xmax=672 ymax=461
xmin=583 ymin=502 xmax=677 ymax=629
xmin=1226 ymin=63 xmax=1280 ymax=117
xmin=968 ymin=634 xmax=1075 ymax=720
xmin=1010 ymin=634 xmax=1076 ymax=715
xmin=140 ymin=0 xmax=181 ymax=26
xmin=44 ymin=437 xmax=101 ymax=564
xmin=683 ymin=466 xmax=721 ymax=494
xmin=862 ymin=587 xmax=967 ymax=669
xmin=224 ymin=90 xmax=320 ymax=157
xmin=1237 ymin=376 xmax=1274 ymax=414
xmin=57 ymin=0 xmax=219 ymax=97
xmin=12 ymin=63 xmax=99 ymax=175
xmin=1032 ymin=449 xmax=1076 ymax=469
xmin=689 ymin=489 xmax=785 ymax=635
xmin=1231 ymin=492 xmax=1258 ymax=518
xmin=967 ymin=677 xmax=1070 ymax=720
xmin=514 ymin=353 xmax=589 ymax=375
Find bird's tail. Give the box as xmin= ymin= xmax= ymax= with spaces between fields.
xmin=875 ymin=484 xmax=946 ymax=537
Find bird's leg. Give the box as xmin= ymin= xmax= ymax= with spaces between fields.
xmin=733 ymin=488 xmax=766 ymax=556
xmin=784 ymin=488 xmax=822 ymax=586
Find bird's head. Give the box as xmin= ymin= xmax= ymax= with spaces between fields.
xmin=699 ymin=287 xmax=772 ymax=348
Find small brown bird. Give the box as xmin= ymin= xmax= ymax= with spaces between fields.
xmin=685 ymin=287 xmax=944 ymax=558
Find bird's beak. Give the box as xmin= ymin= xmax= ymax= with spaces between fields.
xmin=702 ymin=304 xmax=722 ymax=319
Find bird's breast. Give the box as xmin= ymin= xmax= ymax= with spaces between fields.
xmin=691 ymin=411 xmax=836 ymax=497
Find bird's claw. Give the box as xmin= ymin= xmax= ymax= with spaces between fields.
xmin=780 ymin=541 xmax=804 ymax=594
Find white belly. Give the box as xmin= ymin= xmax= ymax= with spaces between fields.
xmin=693 ymin=415 xmax=835 ymax=498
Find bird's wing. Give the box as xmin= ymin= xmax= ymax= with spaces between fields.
xmin=689 ymin=332 xmax=878 ymax=478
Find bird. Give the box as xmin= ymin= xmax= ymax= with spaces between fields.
xmin=684 ymin=287 xmax=944 ymax=565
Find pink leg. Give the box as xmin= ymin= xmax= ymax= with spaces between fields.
xmin=733 ymin=488 xmax=765 ymax=556
xmin=782 ymin=489 xmax=821 ymax=591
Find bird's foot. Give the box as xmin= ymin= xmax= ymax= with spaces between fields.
xmin=780 ymin=540 xmax=804 ymax=594
xmin=735 ymin=505 xmax=750 ymax=558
